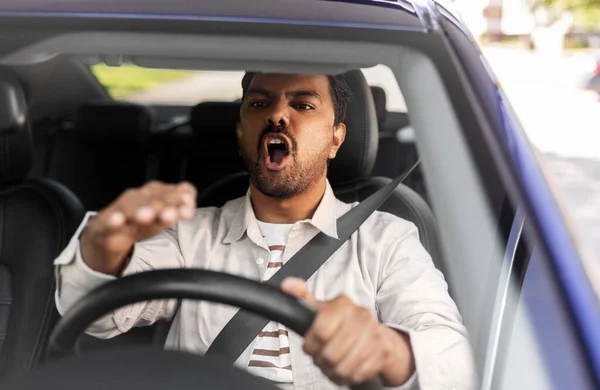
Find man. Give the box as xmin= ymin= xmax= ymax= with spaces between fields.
xmin=54 ymin=72 xmax=475 ymax=389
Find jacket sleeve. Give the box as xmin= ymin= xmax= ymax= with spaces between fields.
xmin=376 ymin=223 xmax=477 ymax=390
xmin=54 ymin=212 xmax=184 ymax=339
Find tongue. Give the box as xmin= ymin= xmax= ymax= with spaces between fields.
xmin=271 ymin=149 xmax=285 ymax=164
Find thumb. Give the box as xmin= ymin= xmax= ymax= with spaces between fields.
xmin=280 ymin=277 xmax=318 ymax=307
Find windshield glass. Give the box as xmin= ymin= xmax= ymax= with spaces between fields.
xmin=90 ymin=63 xmax=407 ymax=111
xmin=0 ymin=7 xmax=588 ymax=388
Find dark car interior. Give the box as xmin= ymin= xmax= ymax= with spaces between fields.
xmin=0 ymin=61 xmax=442 ymax=381
xmin=32 ymin=78 xmax=422 ymax=210
xmin=0 ymin=72 xmax=85 ymax=378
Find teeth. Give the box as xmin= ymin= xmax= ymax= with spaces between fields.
xmin=268 ymin=139 xmax=284 ymax=145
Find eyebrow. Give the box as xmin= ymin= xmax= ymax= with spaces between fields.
xmin=247 ymin=88 xmax=323 ymax=102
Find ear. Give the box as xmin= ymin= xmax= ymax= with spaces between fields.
xmin=328 ymin=123 xmax=346 ymax=159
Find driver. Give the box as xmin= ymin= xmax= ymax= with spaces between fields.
xmin=54 ymin=73 xmax=475 ymax=390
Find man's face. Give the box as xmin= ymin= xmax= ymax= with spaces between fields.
xmin=237 ymin=73 xmax=346 ymax=199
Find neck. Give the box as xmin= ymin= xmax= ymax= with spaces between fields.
xmin=250 ymin=177 xmax=327 ymax=224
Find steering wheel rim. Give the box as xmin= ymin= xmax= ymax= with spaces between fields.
xmin=49 ymin=269 xmax=383 ymax=390
xmin=50 ymin=269 xmax=314 ymax=352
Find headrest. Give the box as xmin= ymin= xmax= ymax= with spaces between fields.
xmin=0 ymin=77 xmax=33 ymax=183
xmin=75 ymin=102 xmax=154 ymax=143
xmin=190 ymin=102 xmax=240 ymax=132
xmin=370 ymin=86 xmax=387 ymax=127
xmin=328 ymin=70 xmax=378 ymax=186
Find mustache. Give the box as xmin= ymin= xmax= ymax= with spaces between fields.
xmin=257 ymin=124 xmax=295 ymax=153
xmin=259 ymin=124 xmax=291 ymax=139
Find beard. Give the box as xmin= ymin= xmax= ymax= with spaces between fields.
xmin=240 ymin=125 xmax=330 ymax=199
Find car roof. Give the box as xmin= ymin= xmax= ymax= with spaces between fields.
xmin=0 ymin=0 xmax=476 ymax=77
xmin=0 ymin=0 xmax=466 ymax=33
xmin=0 ymin=0 xmax=417 ymax=26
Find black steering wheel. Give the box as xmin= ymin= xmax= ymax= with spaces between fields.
xmin=41 ymin=269 xmax=382 ymax=390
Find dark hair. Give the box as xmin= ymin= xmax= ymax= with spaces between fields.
xmin=241 ymin=72 xmax=352 ymax=126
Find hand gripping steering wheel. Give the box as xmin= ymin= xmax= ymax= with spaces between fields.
xmin=44 ymin=269 xmax=383 ymax=390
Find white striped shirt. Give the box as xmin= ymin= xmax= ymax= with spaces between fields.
xmin=247 ymin=221 xmax=294 ymax=384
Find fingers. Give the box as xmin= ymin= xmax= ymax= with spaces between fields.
xmin=312 ymin=313 xmax=362 ymax=373
xmin=137 ymin=187 xmax=184 ymax=225
xmin=330 ymin=321 xmax=380 ymax=384
xmin=341 ymin=348 xmax=384 ymax=385
xmin=111 ymin=182 xmax=194 ymax=222
xmin=301 ymin=294 xmax=403 ymax=386
xmin=89 ymin=181 xmax=197 ymax=240
xmin=80 ymin=181 xmax=197 ymax=275
xmin=303 ymin=296 xmax=353 ymax=357
xmin=130 ymin=181 xmax=196 ymax=222
xmin=106 ymin=210 xmax=126 ymax=229
xmin=280 ymin=277 xmax=318 ymax=305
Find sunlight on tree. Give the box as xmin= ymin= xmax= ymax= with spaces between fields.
xmin=532 ymin=0 xmax=600 ymax=28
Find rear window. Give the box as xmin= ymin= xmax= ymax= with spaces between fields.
xmin=91 ymin=64 xmax=190 ymax=98
xmin=90 ymin=64 xmax=244 ymax=105
xmin=90 ymin=63 xmax=406 ymax=111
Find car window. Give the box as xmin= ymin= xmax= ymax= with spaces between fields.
xmin=90 ymin=64 xmax=245 ymax=105
xmin=389 ymin=36 xmax=596 ymax=388
xmin=495 ymin=238 xmax=596 ymax=390
xmin=89 ymin=63 xmax=407 ymax=111
xmin=459 ymin=201 xmax=596 ymax=389
xmin=361 ymin=64 xmax=407 ymax=112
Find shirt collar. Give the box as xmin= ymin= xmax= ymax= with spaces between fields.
xmin=223 ymin=180 xmax=339 ymax=244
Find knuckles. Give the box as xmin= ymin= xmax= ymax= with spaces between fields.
xmin=119 ymin=181 xmax=193 ymax=206
xmin=311 ymin=320 xmax=336 ymax=345
xmin=350 ymin=370 xmax=370 ymax=384
xmin=332 ymin=365 xmax=352 ymax=380
xmin=307 ymin=295 xmax=389 ymax=385
xmin=319 ymin=348 xmax=340 ymax=368
xmin=323 ymin=295 xmax=375 ymax=324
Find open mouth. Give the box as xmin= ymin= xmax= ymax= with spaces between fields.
xmin=263 ymin=134 xmax=290 ymax=171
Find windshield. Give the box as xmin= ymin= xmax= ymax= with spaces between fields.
xmin=1 ymin=4 xmax=596 ymax=389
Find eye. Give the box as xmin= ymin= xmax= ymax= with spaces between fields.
xmin=249 ymin=101 xmax=268 ymax=108
xmin=294 ymin=103 xmax=315 ymax=110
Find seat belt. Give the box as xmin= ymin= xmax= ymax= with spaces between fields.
xmin=204 ymin=161 xmax=420 ymax=364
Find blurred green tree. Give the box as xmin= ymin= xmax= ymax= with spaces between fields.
xmin=533 ymin=0 xmax=600 ymax=28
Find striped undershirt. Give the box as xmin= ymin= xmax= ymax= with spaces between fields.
xmin=249 ymin=221 xmax=294 ymax=384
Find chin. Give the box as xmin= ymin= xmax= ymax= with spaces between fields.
xmin=252 ymin=174 xmax=301 ymax=199
xmin=254 ymin=181 xmax=298 ymax=199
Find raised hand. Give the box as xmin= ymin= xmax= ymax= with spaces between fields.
xmin=80 ymin=181 xmax=197 ymax=275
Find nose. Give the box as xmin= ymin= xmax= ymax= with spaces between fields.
xmin=266 ymin=99 xmax=290 ymax=129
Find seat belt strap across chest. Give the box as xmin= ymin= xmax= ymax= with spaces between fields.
xmin=204 ymin=162 xmax=419 ymax=364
